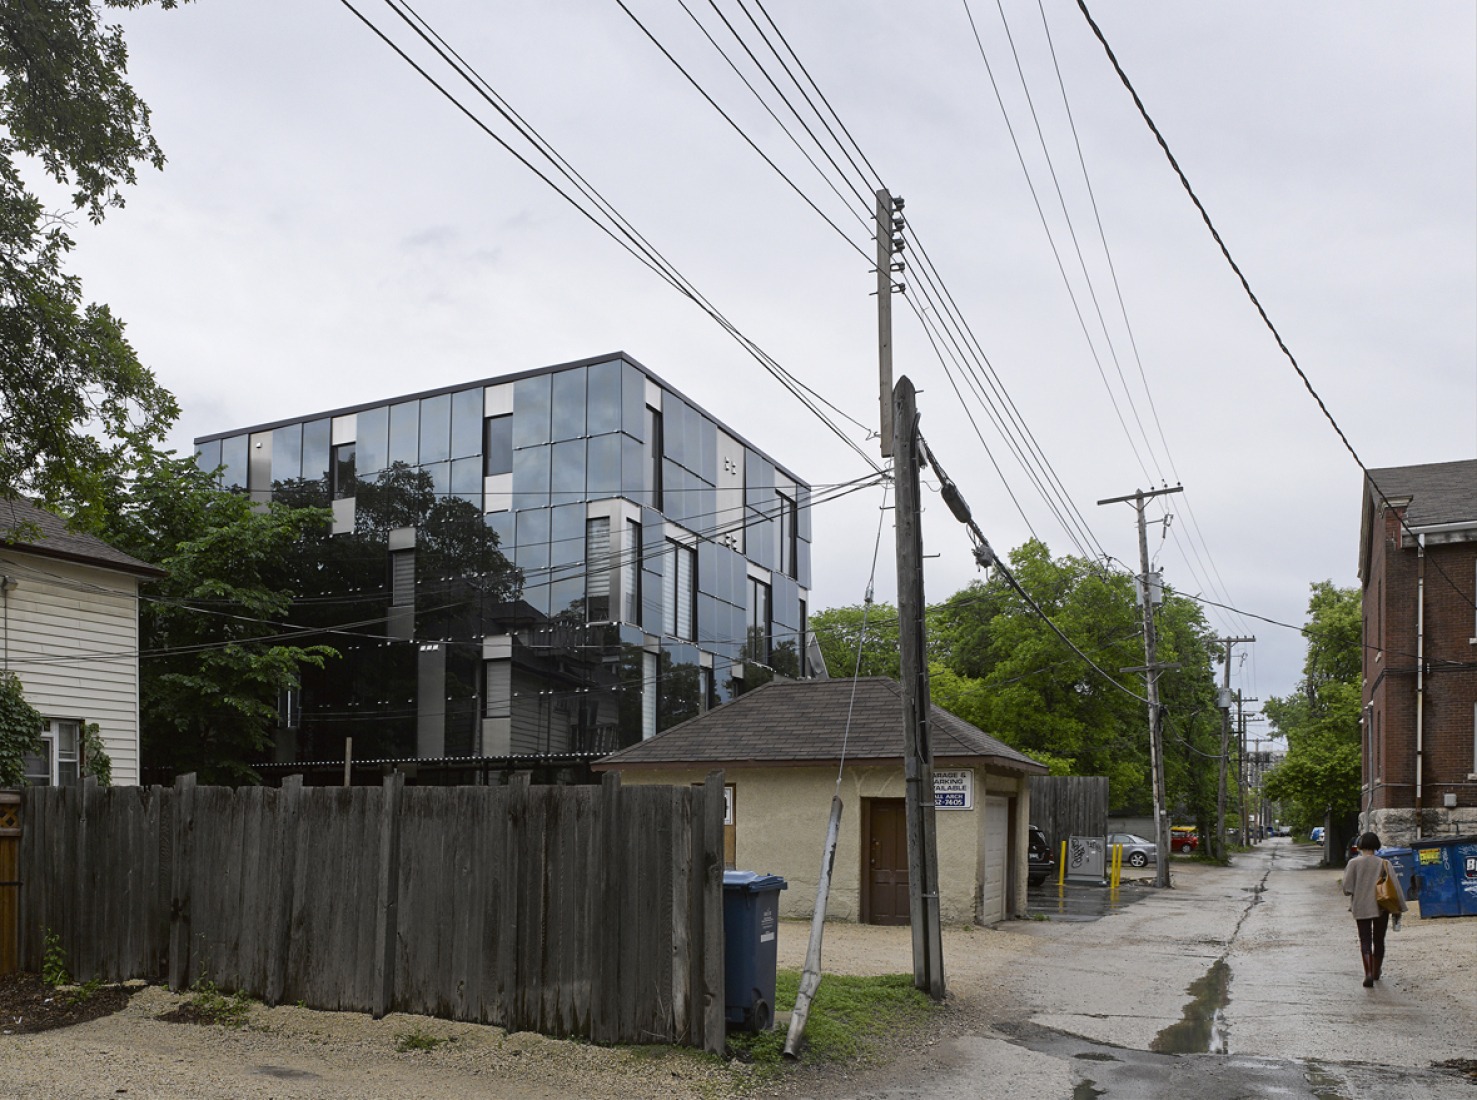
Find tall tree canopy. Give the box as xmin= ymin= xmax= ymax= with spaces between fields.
xmin=811 ymin=541 xmax=1223 ymax=821
xmin=1262 ymin=582 xmax=1363 ymax=830
xmin=1 ymin=1 xmax=182 ymax=519
xmin=96 ymin=450 xmax=337 ymax=783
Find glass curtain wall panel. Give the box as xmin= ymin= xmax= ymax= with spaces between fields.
xmin=587 ymin=433 xmax=623 ymax=498
xmin=219 ymin=435 xmax=248 ymax=490
xmin=450 ymin=387 xmax=482 ymax=458
xmin=484 ymin=415 xmax=513 ymax=476
xmin=419 ymin=393 xmax=451 ymax=465
xmin=357 ymin=406 xmax=389 ymax=476
xmin=551 ymin=367 xmax=586 ymax=442
xmin=513 ymin=372 xmax=552 ymax=448
xmin=587 ymin=359 xmax=623 ymax=434
xmin=388 ymin=401 xmax=419 ymax=466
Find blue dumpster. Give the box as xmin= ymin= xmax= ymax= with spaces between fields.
xmin=722 ymin=870 xmax=787 ymax=1031
xmin=1409 ymin=836 xmax=1477 ymax=919
xmin=1377 ymin=847 xmax=1417 ymax=901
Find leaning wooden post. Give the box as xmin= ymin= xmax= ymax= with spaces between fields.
xmin=167 ymin=773 xmax=197 ymax=992
xmin=372 ymin=771 xmax=404 ymax=1018
xmin=783 ymin=793 xmax=843 ymax=1059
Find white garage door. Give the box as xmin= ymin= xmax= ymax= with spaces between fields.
xmin=981 ymin=796 xmax=1010 ymax=924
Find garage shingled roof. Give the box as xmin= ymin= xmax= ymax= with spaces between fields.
xmin=596 ymin=677 xmax=1048 ymax=774
xmin=1 ymin=497 xmax=165 ymax=578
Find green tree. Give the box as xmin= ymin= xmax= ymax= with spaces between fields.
xmin=97 ymin=450 xmax=337 ymax=783
xmin=928 ymin=540 xmax=1221 ymax=820
xmin=1262 ymin=582 xmax=1363 ymax=831
xmin=1 ymin=1 xmax=183 ymax=520
xmin=0 ymin=671 xmax=44 ymax=787
xmin=810 ymin=603 xmax=900 ymax=679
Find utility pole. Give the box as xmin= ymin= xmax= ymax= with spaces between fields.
xmin=893 ymin=376 xmax=945 ymax=1000
xmin=876 ymin=194 xmax=942 ymax=999
xmin=1098 ymin=485 xmax=1182 ymax=889
xmin=1213 ymin=636 xmax=1254 ymax=861
xmin=876 ymin=189 xmax=904 ymax=459
xmin=1236 ymin=701 xmax=1263 ymax=843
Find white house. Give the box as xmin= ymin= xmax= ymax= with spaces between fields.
xmin=1 ymin=498 xmax=163 ymax=787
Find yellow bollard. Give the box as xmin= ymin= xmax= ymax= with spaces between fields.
xmin=1058 ymin=840 xmax=1067 ymax=887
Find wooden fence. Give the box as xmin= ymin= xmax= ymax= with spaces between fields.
xmin=0 ymin=792 xmax=18 ymax=975
xmin=1029 ymin=775 xmax=1109 ymax=851
xmin=19 ymin=772 xmax=725 ymax=1050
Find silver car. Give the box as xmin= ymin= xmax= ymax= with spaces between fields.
xmin=1107 ymin=832 xmax=1158 ymax=868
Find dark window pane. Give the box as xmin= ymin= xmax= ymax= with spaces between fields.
xmin=587 ymin=433 xmax=622 ymax=498
xmin=551 ymin=439 xmax=585 ymax=506
xmin=419 ymin=393 xmax=451 ymax=464
xmin=587 ymin=359 xmax=622 ymax=434
xmin=425 ymin=461 xmax=451 ymax=500
xmin=220 ymin=435 xmax=248 ymax=490
xmin=513 ymin=373 xmax=552 ymax=448
xmin=450 ymin=456 xmax=481 ymax=504
xmin=389 ymin=401 xmax=418 ymax=466
xmin=515 ymin=508 xmax=551 ymax=571
xmin=332 ymin=443 xmax=356 ymax=499
xmin=484 ymin=415 xmax=513 ymax=476
xmin=302 ymin=419 xmax=331 ymax=486
xmin=512 ymin=445 xmax=549 ymax=511
xmin=551 ymin=367 xmax=586 ymax=442
xmin=451 ymin=387 xmax=482 ymax=459
xmin=272 ymin=423 xmax=302 ymax=485
xmin=550 ymin=503 xmax=584 ymax=568
xmin=195 ymin=439 xmax=222 ymax=477
xmin=586 ymin=516 xmax=611 ymax=620
xmin=358 ymin=406 xmax=389 ymax=474
xmin=623 ymin=361 xmax=646 ymax=438
xmin=646 ymin=408 xmax=663 ymax=510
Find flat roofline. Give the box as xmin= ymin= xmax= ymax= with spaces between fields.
xmin=192 ymin=350 xmax=811 ymax=489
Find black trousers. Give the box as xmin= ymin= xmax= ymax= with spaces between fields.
xmin=1356 ymin=912 xmax=1390 ymax=962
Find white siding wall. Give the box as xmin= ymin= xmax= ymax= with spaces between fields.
xmin=0 ymin=551 xmax=143 ymax=785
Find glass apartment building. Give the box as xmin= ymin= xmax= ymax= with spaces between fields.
xmin=194 ymin=353 xmax=813 ymax=765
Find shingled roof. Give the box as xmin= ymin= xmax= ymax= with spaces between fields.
xmin=0 ymin=497 xmax=164 ymax=578
xmin=1366 ymin=459 xmax=1477 ymax=528
xmin=596 ymin=677 xmax=1048 ymax=774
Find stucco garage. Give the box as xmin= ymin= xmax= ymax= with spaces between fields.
xmin=596 ymin=677 xmax=1048 ymax=925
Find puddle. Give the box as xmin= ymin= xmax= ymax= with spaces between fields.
xmin=1150 ymin=957 xmax=1231 ymax=1054
xmin=1074 ymin=1051 xmax=1120 ymax=1062
xmin=1072 ymin=1080 xmax=1105 ymax=1100
xmin=1304 ymin=1061 xmax=1350 ymax=1100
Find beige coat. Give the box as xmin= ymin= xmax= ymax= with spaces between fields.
xmin=1342 ymin=851 xmax=1409 ymax=920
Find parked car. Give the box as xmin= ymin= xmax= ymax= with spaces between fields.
xmin=1310 ymin=826 xmax=1325 ymax=843
xmin=1107 ymin=832 xmax=1158 ymax=868
xmin=1170 ymin=826 xmax=1199 ymax=854
xmin=1028 ymin=824 xmax=1056 ymax=886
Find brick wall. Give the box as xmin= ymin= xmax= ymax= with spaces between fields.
xmin=1363 ymin=501 xmax=1477 ymax=817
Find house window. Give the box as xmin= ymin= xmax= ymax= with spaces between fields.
xmin=664 ymin=540 xmax=695 ymax=641
xmin=646 ymin=406 xmax=663 ymax=510
xmin=331 ymin=442 xmax=356 ymax=500
xmin=586 ymin=517 xmax=611 ymax=621
xmin=22 ymin=720 xmax=80 ymax=787
xmin=777 ymin=490 xmax=797 ymax=578
xmin=484 ymin=415 xmax=513 ymax=477
xmin=747 ymin=577 xmax=771 ymax=664
xmin=622 ymin=520 xmax=642 ymax=623
xmin=390 ymin=548 xmax=415 ymax=607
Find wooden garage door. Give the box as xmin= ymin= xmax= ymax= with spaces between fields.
xmin=865 ymin=798 xmax=910 ymax=925
xmin=981 ymin=796 xmax=1009 ymax=924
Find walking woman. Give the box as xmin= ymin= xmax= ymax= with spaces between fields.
xmin=1342 ymin=831 xmax=1408 ymax=987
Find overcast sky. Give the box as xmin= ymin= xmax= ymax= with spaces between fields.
xmin=57 ymin=1 xmax=1477 ymax=731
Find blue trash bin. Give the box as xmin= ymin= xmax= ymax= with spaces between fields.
xmin=1409 ymin=835 xmax=1477 ymax=919
xmin=722 ymin=870 xmax=787 ymax=1032
xmin=1378 ymin=847 xmax=1416 ymax=901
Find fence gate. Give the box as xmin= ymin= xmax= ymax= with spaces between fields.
xmin=0 ymin=792 xmax=18 ymax=975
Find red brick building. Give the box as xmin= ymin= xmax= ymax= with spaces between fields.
xmin=1358 ymin=459 xmax=1477 ymax=843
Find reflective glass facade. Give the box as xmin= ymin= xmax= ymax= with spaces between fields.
xmin=195 ymin=353 xmax=812 ymax=764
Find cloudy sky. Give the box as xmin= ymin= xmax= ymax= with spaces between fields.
xmin=59 ymin=1 xmax=1476 ymax=727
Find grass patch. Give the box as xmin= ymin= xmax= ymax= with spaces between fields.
xmin=178 ymin=978 xmax=253 ymax=1027
xmin=396 ymin=1025 xmax=451 ymax=1053
xmin=726 ymin=969 xmax=937 ymax=1073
